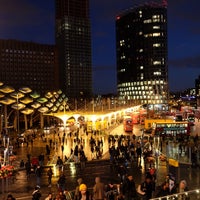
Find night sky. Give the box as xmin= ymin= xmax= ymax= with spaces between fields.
xmin=0 ymin=0 xmax=200 ymax=94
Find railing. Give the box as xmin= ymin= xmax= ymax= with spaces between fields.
xmin=150 ymin=189 xmax=200 ymax=200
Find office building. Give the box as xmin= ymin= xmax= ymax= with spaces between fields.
xmin=0 ymin=39 xmax=59 ymax=94
xmin=116 ymin=1 xmax=168 ymax=105
xmin=55 ymin=0 xmax=92 ymax=99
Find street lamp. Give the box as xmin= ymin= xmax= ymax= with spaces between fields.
xmin=17 ymin=94 xmax=19 ymax=136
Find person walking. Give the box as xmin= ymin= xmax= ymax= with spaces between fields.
xmin=93 ymin=176 xmax=105 ymax=200
xmin=45 ymin=192 xmax=53 ymax=200
xmin=137 ymin=176 xmax=154 ymax=200
xmin=32 ymin=186 xmax=42 ymax=200
xmin=57 ymin=173 xmax=66 ymax=192
xmin=79 ymin=183 xmax=91 ymax=200
xmin=105 ymin=181 xmax=118 ymax=200
xmin=122 ymin=174 xmax=137 ymax=200
xmin=176 ymin=180 xmax=189 ymax=200
xmin=74 ymin=178 xmax=83 ymax=200
xmin=6 ymin=194 xmax=16 ymax=200
xmin=154 ymin=181 xmax=170 ymax=198
xmin=47 ymin=167 xmax=53 ymax=187
xmin=35 ymin=165 xmax=42 ymax=187
xmin=25 ymin=160 xmax=31 ymax=179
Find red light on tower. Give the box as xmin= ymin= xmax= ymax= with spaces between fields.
xmin=116 ymin=16 xmax=120 ymax=20
xmin=162 ymin=0 xmax=168 ymax=7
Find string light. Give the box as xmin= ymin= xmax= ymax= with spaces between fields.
xmin=149 ymin=189 xmax=200 ymax=199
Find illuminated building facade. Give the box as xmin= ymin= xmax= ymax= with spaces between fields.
xmin=55 ymin=0 xmax=92 ymax=99
xmin=116 ymin=2 xmax=168 ymax=105
xmin=0 ymin=39 xmax=59 ymax=94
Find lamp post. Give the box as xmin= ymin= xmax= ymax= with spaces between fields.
xmin=17 ymin=93 xmax=19 ymax=136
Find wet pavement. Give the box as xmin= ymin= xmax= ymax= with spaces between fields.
xmin=0 ymin=126 xmax=199 ymax=200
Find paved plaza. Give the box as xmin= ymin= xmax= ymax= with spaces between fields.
xmin=0 ymin=125 xmax=199 ymax=200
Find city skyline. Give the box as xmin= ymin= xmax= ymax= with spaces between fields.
xmin=0 ymin=0 xmax=199 ymax=94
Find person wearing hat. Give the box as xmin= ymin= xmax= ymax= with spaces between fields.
xmin=74 ymin=178 xmax=83 ymax=200
xmin=79 ymin=183 xmax=91 ymax=200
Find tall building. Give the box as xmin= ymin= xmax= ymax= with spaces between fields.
xmin=55 ymin=0 xmax=92 ymax=99
xmin=116 ymin=1 xmax=168 ymax=105
xmin=0 ymin=39 xmax=59 ymax=94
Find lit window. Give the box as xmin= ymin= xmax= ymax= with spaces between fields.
xmin=139 ymin=10 xmax=142 ymax=18
xmin=153 ymin=43 xmax=161 ymax=47
xmin=152 ymin=15 xmax=160 ymax=22
xmin=153 ymin=26 xmax=160 ymax=29
xmin=143 ymin=19 xmax=152 ymax=23
xmin=139 ymin=49 xmax=143 ymax=52
xmin=153 ymin=71 xmax=161 ymax=75
xmin=120 ymin=40 xmax=125 ymax=46
xmin=120 ymin=55 xmax=126 ymax=59
xmin=153 ymin=61 xmax=161 ymax=65
xmin=153 ymin=33 xmax=160 ymax=37
xmin=153 ymin=18 xmax=160 ymax=22
xmin=144 ymin=33 xmax=152 ymax=38
xmin=140 ymin=66 xmax=144 ymax=69
xmin=120 ymin=68 xmax=125 ymax=72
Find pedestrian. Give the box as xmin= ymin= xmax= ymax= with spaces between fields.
xmin=122 ymin=174 xmax=137 ymax=200
xmin=25 ymin=160 xmax=32 ymax=179
xmin=79 ymin=149 xmax=86 ymax=170
xmin=45 ymin=192 xmax=53 ymax=200
xmin=137 ymin=176 xmax=154 ymax=200
xmin=32 ymin=186 xmax=42 ymax=200
xmin=20 ymin=159 xmax=25 ymax=168
xmin=105 ymin=181 xmax=118 ymax=200
xmin=56 ymin=156 xmax=63 ymax=169
xmin=117 ymin=164 xmax=127 ymax=184
xmin=74 ymin=178 xmax=83 ymax=200
xmin=46 ymin=144 xmax=50 ymax=155
xmin=154 ymin=181 xmax=170 ymax=198
xmin=74 ymin=145 xmax=79 ymax=163
xmin=38 ymin=153 xmax=44 ymax=166
xmin=6 ymin=194 xmax=16 ymax=200
xmin=57 ymin=173 xmax=66 ymax=192
xmin=57 ymin=190 xmax=67 ymax=200
xmin=35 ymin=165 xmax=42 ymax=187
xmin=79 ymin=183 xmax=91 ymax=200
xmin=176 ymin=180 xmax=189 ymax=200
xmin=47 ymin=167 xmax=53 ymax=187
xmin=93 ymin=176 xmax=105 ymax=200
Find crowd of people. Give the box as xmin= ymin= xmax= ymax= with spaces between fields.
xmin=1 ymin=126 xmax=198 ymax=200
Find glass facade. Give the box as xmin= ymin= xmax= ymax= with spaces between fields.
xmin=0 ymin=40 xmax=59 ymax=94
xmin=55 ymin=0 xmax=92 ymax=99
xmin=116 ymin=3 xmax=168 ymax=104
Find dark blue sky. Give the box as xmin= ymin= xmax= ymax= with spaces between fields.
xmin=0 ymin=0 xmax=200 ymax=94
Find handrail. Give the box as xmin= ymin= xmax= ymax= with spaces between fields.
xmin=150 ymin=189 xmax=200 ymax=200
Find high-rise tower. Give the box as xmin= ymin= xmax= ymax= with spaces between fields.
xmin=116 ymin=2 xmax=168 ymax=105
xmin=55 ymin=0 xmax=92 ymax=99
